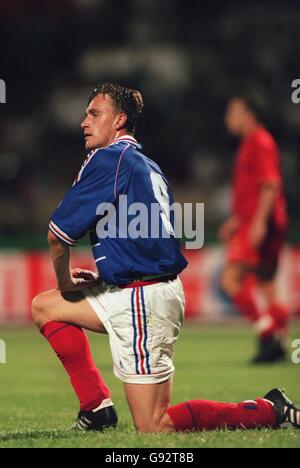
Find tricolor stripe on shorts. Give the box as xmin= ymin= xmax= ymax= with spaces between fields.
xmin=131 ymin=287 xmax=151 ymax=375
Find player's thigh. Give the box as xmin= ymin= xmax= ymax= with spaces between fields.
xmin=124 ymin=380 xmax=174 ymax=433
xmin=32 ymin=288 xmax=107 ymax=333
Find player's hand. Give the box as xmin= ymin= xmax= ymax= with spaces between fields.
xmin=72 ymin=268 xmax=99 ymax=282
xmin=58 ymin=269 xmax=100 ymax=292
xmin=218 ymin=216 xmax=240 ymax=242
xmin=249 ymin=218 xmax=267 ymax=248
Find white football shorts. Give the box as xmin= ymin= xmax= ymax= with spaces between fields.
xmin=83 ymin=277 xmax=185 ymax=384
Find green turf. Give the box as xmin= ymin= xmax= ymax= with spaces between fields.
xmin=0 ymin=325 xmax=299 ymax=448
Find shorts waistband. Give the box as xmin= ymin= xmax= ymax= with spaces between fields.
xmin=119 ymin=274 xmax=178 ymax=289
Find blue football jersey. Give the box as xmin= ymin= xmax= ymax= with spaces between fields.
xmin=50 ymin=135 xmax=188 ymax=285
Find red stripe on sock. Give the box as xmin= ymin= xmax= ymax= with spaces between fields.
xmin=41 ymin=323 xmax=71 ymax=340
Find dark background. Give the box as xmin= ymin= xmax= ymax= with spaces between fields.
xmin=0 ymin=0 xmax=300 ymax=247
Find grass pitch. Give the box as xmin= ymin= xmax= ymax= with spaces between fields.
xmin=0 ymin=324 xmax=299 ymax=448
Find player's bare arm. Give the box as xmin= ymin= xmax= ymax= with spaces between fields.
xmin=48 ymin=231 xmax=99 ymax=292
xmin=32 ymin=231 xmax=106 ymax=333
xmin=218 ymin=214 xmax=241 ymax=242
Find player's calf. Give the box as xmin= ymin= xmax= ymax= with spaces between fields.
xmin=32 ymin=291 xmax=116 ymax=429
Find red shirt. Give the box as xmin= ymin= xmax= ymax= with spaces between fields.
xmin=232 ymin=127 xmax=287 ymax=228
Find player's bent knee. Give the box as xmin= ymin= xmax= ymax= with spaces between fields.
xmin=31 ymin=294 xmax=43 ymax=322
xmin=31 ymin=291 xmax=53 ymax=326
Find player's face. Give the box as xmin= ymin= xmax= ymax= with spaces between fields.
xmin=225 ymin=99 xmax=248 ymax=136
xmin=81 ymin=94 xmax=120 ymax=150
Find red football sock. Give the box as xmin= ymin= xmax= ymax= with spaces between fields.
xmin=166 ymin=398 xmax=277 ymax=431
xmin=233 ymin=277 xmax=261 ymax=323
xmin=233 ymin=278 xmax=278 ymax=340
xmin=268 ymin=303 xmax=289 ymax=336
xmin=41 ymin=321 xmax=110 ymax=411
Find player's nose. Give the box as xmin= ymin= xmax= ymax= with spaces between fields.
xmin=81 ymin=114 xmax=90 ymax=129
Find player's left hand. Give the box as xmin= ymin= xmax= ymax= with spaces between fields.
xmin=249 ymin=218 xmax=267 ymax=248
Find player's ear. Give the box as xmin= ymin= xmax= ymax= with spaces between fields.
xmin=115 ymin=113 xmax=128 ymax=131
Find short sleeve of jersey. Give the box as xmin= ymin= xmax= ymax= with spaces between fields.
xmin=49 ymin=146 xmax=131 ymax=246
xmin=253 ymin=134 xmax=281 ymax=186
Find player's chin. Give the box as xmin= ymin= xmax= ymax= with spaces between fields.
xmin=85 ymin=139 xmax=97 ymax=152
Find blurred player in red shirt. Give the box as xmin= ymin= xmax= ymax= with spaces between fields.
xmin=219 ymin=97 xmax=289 ymax=363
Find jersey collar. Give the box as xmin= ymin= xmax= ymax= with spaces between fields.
xmin=112 ymin=135 xmax=142 ymax=149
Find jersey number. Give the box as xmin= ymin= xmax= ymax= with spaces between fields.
xmin=150 ymin=172 xmax=175 ymax=236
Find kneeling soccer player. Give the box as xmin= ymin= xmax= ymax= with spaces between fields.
xmin=32 ymin=83 xmax=300 ymax=432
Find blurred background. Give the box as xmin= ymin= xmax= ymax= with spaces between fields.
xmin=0 ymin=0 xmax=300 ymax=321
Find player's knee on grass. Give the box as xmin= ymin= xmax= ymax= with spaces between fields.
xmin=133 ymin=411 xmax=174 ymax=433
xmin=135 ymin=421 xmax=162 ymax=433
